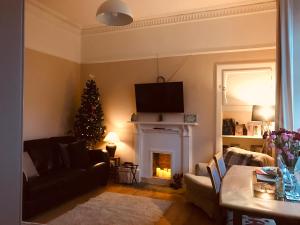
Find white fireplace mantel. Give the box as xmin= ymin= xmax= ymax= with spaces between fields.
xmin=130 ymin=121 xmax=198 ymax=183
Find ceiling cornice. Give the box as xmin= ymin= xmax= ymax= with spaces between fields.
xmin=26 ymin=0 xmax=276 ymax=36
xmin=82 ymin=1 xmax=276 ymax=35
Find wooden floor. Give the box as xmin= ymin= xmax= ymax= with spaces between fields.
xmin=29 ymin=183 xmax=215 ymax=225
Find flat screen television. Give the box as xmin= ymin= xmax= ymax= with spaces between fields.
xmin=134 ymin=82 xmax=184 ymax=113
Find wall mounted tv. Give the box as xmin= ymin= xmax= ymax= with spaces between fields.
xmin=134 ymin=82 xmax=184 ymax=113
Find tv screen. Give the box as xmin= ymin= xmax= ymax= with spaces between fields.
xmin=134 ymin=82 xmax=184 ymax=113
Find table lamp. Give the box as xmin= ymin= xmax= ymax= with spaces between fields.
xmin=251 ymin=105 xmax=275 ymax=134
xmin=103 ymin=132 xmax=120 ymax=157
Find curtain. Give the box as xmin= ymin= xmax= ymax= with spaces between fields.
xmin=276 ymin=0 xmax=294 ymax=130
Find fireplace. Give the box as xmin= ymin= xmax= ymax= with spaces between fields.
xmin=152 ymin=153 xmax=171 ymax=179
xmin=132 ymin=121 xmax=197 ymax=184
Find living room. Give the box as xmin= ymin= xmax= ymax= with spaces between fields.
xmin=1 ymin=0 xmax=300 ymax=225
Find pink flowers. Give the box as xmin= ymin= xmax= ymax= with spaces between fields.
xmin=267 ymin=128 xmax=300 ymax=167
xmin=287 ymin=151 xmax=295 ymax=160
xmin=281 ymin=133 xmax=289 ymax=142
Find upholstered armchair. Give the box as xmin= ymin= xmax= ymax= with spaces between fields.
xmin=184 ymin=163 xmax=216 ymax=218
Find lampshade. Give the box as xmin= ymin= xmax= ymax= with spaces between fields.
xmin=251 ymin=105 xmax=275 ymax=122
xmin=104 ymin=132 xmax=120 ymax=144
xmin=96 ymin=0 xmax=133 ymax=26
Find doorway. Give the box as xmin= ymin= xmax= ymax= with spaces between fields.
xmin=216 ymin=62 xmax=276 ymax=155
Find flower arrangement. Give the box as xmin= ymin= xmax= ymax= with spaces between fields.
xmin=265 ymin=128 xmax=300 ymax=167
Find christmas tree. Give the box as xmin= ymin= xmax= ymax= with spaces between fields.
xmin=74 ymin=79 xmax=105 ymax=149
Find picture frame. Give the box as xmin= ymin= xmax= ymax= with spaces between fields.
xmin=184 ymin=113 xmax=197 ymax=123
xmin=235 ymin=124 xmax=244 ymax=136
xmin=253 ymin=124 xmax=262 ymax=137
xmin=246 ymin=122 xmax=254 ymax=136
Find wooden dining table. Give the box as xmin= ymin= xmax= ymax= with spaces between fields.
xmin=220 ymin=165 xmax=300 ymax=225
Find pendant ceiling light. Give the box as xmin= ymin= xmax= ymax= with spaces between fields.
xmin=96 ymin=0 xmax=133 ymax=26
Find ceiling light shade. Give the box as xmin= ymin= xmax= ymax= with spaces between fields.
xmin=96 ymin=0 xmax=133 ymax=26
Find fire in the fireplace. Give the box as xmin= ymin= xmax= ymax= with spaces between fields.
xmin=153 ymin=152 xmax=171 ymax=179
xmin=155 ymin=168 xmax=171 ymax=178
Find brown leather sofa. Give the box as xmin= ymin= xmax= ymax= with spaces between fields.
xmin=22 ymin=136 xmax=109 ymax=219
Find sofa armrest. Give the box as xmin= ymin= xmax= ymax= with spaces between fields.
xmin=195 ymin=162 xmax=209 ymax=176
xmin=88 ymin=149 xmax=109 ymax=164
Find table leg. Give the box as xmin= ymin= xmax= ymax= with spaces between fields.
xmin=131 ymin=167 xmax=138 ymax=184
xmin=233 ymin=210 xmax=242 ymax=225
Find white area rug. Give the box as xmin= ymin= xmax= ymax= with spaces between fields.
xmin=48 ymin=192 xmax=172 ymax=225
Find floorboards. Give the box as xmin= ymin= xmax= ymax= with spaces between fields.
xmin=29 ymin=183 xmax=215 ymax=225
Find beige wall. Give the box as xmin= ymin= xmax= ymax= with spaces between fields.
xmin=24 ymin=48 xmax=81 ymax=140
xmin=82 ymin=11 xmax=276 ymax=63
xmin=25 ymin=1 xmax=81 ymax=63
xmin=81 ymin=49 xmax=276 ymax=164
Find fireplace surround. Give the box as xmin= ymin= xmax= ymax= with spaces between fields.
xmin=132 ymin=121 xmax=197 ymax=184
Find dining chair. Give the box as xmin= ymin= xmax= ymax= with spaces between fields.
xmin=214 ymin=151 xmax=227 ymax=179
xmin=207 ymin=159 xmax=276 ymax=225
xmin=207 ymin=159 xmax=224 ymax=225
xmin=207 ymin=159 xmax=221 ymax=195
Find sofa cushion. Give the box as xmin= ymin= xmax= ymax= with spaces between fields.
xmin=23 ymin=152 xmax=39 ymax=181
xmin=226 ymin=147 xmax=275 ymax=167
xmin=224 ymin=149 xmax=252 ymax=168
xmin=68 ymin=141 xmax=91 ymax=169
xmin=59 ymin=143 xmax=71 ymax=168
xmin=27 ymin=169 xmax=86 ymax=199
xmin=195 ymin=162 xmax=209 ymax=177
xmin=24 ymin=139 xmax=63 ymax=175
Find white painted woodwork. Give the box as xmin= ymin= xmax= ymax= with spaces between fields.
xmin=215 ymin=62 xmax=276 ymax=153
xmin=0 ymin=0 xmax=23 ymax=224
xmin=132 ymin=121 xmax=197 ymax=183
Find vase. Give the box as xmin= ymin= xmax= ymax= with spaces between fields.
xmin=294 ymin=157 xmax=300 ymax=173
xmin=287 ymin=158 xmax=297 ymax=172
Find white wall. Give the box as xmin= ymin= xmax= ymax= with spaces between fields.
xmin=82 ymin=11 xmax=276 ymax=63
xmin=0 ymin=1 xmax=23 ymax=224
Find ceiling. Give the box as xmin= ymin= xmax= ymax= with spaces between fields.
xmin=34 ymin=0 xmax=274 ymax=28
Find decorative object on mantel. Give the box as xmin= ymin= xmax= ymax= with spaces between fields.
xmin=184 ymin=113 xmax=197 ymax=123
xmin=74 ymin=78 xmax=105 ymax=149
xmin=96 ymin=0 xmax=133 ymax=26
xmin=104 ymin=131 xmax=120 ymax=157
xmin=130 ymin=113 xmax=138 ymax=122
xmin=265 ymin=128 xmax=300 ymax=169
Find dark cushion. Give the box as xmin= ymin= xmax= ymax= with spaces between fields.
xmin=68 ymin=141 xmax=91 ymax=169
xmin=223 ymin=150 xmax=252 ymax=169
xmin=27 ymin=169 xmax=86 ymax=199
xmin=59 ymin=143 xmax=71 ymax=168
xmin=49 ymin=136 xmax=77 ymax=144
xmin=24 ymin=139 xmax=63 ymax=175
